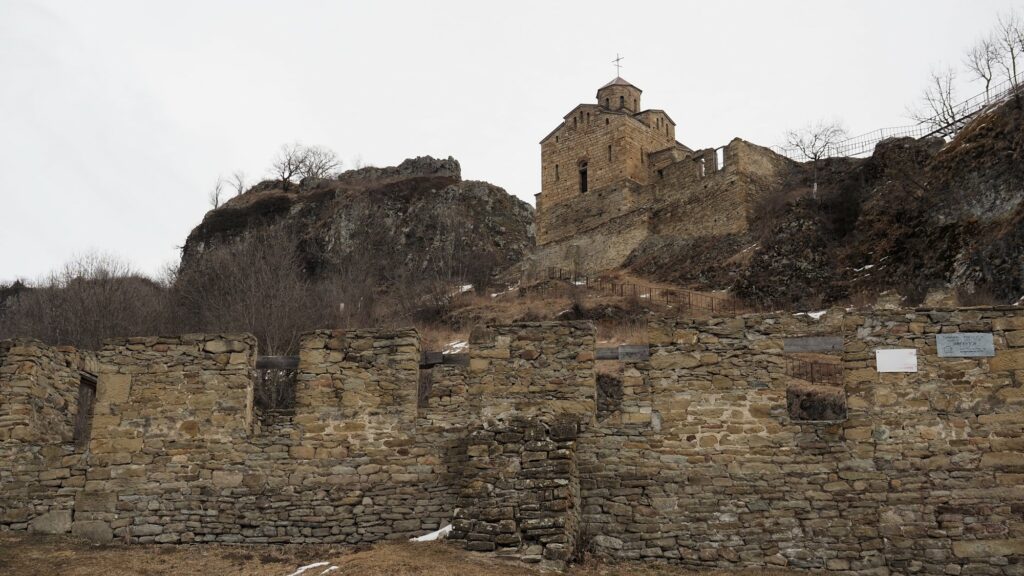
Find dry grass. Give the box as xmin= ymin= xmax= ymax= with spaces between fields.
xmin=0 ymin=533 xmax=804 ymax=576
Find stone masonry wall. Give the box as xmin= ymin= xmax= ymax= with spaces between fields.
xmin=580 ymin=307 xmax=1024 ymax=575
xmin=3 ymin=309 xmax=1024 ymax=575
xmin=0 ymin=340 xmax=93 ymax=534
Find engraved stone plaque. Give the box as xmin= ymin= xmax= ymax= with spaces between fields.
xmin=936 ymin=333 xmax=995 ymax=358
xmin=618 ymin=345 xmax=650 ymax=362
xmin=783 ymin=336 xmax=844 ymax=353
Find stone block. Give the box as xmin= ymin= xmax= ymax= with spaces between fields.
xmin=212 ymin=470 xmax=243 ymax=487
xmin=72 ymin=520 xmax=113 ymax=543
xmin=952 ymin=539 xmax=1024 ymax=558
xmin=75 ymin=491 xmax=117 ymax=513
xmin=649 ymin=352 xmax=700 ymax=370
xmin=97 ymin=373 xmax=131 ymax=404
xmin=990 ymin=349 xmax=1024 ymax=372
xmin=29 ymin=510 xmax=72 ymax=534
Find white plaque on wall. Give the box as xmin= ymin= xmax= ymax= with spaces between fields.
xmin=936 ymin=333 xmax=995 ymax=357
xmin=876 ymin=349 xmax=918 ymax=372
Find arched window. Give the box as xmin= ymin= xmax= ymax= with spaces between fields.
xmin=579 ymin=161 xmax=588 ymax=193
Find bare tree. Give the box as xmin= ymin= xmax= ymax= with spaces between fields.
xmin=271 ymin=143 xmax=307 ymax=188
xmin=910 ymin=68 xmax=961 ymax=132
xmin=271 ymin=143 xmax=342 ymax=187
xmin=299 ymin=145 xmax=341 ymax=179
xmin=784 ymin=120 xmax=848 ymax=197
xmin=995 ymin=9 xmax=1024 ymax=93
xmin=965 ymin=36 xmax=1000 ymax=101
xmin=208 ymin=177 xmax=225 ymax=209
xmin=230 ymin=171 xmax=247 ymax=197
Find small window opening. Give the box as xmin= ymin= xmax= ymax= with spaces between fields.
xmin=555 ymin=136 xmax=559 ymax=143
xmin=658 ymin=169 xmax=664 ymax=180
xmin=74 ymin=373 xmax=97 ymax=449
xmin=587 ymin=112 xmax=590 ymax=122
xmin=555 ymin=164 xmax=559 ymax=181
xmin=608 ymin=145 xmax=612 ymax=161
xmin=417 ymin=369 xmax=433 ymax=410
xmin=573 ymin=117 xmax=577 ymax=128
xmin=698 ymin=157 xmax=706 ymax=178
xmin=605 ymin=118 xmax=609 ymax=125
xmin=665 ymin=125 xmax=669 ymax=136
xmin=716 ymin=147 xmax=725 ymax=170
xmin=619 ymin=95 xmax=624 ymax=108
xmin=579 ymin=161 xmax=588 ymax=193
xmin=633 ymin=98 xmax=637 ymax=109
xmin=604 ymin=98 xmax=609 ymax=108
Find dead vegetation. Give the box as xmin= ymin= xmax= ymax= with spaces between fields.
xmin=0 ymin=533 xmax=804 ymax=576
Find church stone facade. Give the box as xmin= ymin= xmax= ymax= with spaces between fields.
xmin=531 ymin=77 xmax=791 ymax=275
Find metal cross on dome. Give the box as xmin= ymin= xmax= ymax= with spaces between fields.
xmin=612 ymin=54 xmax=624 ymax=76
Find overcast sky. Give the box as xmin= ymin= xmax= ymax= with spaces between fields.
xmin=1 ymin=0 xmax=1021 ymax=282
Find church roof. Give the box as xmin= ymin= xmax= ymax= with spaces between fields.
xmin=600 ymin=76 xmax=641 ymax=91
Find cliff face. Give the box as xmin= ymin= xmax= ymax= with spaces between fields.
xmin=734 ymin=97 xmax=1024 ymax=307
xmin=182 ymin=156 xmax=535 ymax=291
xmin=625 ymin=97 xmax=1024 ymax=308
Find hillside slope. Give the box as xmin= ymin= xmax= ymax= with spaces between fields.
xmin=629 ymin=97 xmax=1024 ymax=309
xmin=181 ymin=157 xmax=534 ymax=294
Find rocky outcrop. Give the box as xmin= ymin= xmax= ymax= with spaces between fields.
xmin=182 ymin=156 xmax=534 ymax=290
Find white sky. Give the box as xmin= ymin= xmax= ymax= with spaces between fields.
xmin=1 ymin=0 xmax=1021 ymax=282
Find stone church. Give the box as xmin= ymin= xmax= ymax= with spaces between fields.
xmin=530 ymin=77 xmax=791 ymax=276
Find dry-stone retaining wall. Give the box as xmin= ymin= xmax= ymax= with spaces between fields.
xmin=2 ymin=309 xmax=1024 ymax=574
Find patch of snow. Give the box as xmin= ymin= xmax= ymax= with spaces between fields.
xmin=794 ymin=310 xmax=828 ymax=320
xmin=490 ymin=283 xmax=519 ymax=298
xmin=410 ymin=524 xmax=453 ymax=542
xmin=739 ymin=242 xmax=759 ymax=254
xmin=443 ymin=340 xmax=468 ymax=354
xmin=285 ymin=562 xmax=330 ymax=576
xmin=640 ymin=293 xmax=650 ymax=299
xmin=318 ymin=568 xmax=338 ymax=575
xmin=573 ymin=279 xmax=588 ymax=286
xmin=853 ymin=264 xmax=875 ymax=272
xmin=458 ymin=284 xmax=473 ymax=293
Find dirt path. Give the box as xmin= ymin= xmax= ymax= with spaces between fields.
xmin=0 ymin=533 xmax=802 ymax=576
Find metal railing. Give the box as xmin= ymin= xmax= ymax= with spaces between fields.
xmin=772 ymin=73 xmax=1023 ymax=162
xmin=785 ymin=357 xmax=844 ymax=386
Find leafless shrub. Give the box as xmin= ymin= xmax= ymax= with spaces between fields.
xmin=172 ymin=226 xmax=342 ymax=354
xmin=0 ymin=253 xmax=173 ymax=350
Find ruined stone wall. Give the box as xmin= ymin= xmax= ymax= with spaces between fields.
xmin=0 ymin=340 xmax=92 ymax=534
xmin=4 ymin=309 xmax=1024 ymax=574
xmin=535 ymin=137 xmax=790 ymax=272
xmin=579 ymin=307 xmax=1024 ymax=574
xmin=645 ymin=138 xmax=790 ymax=240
